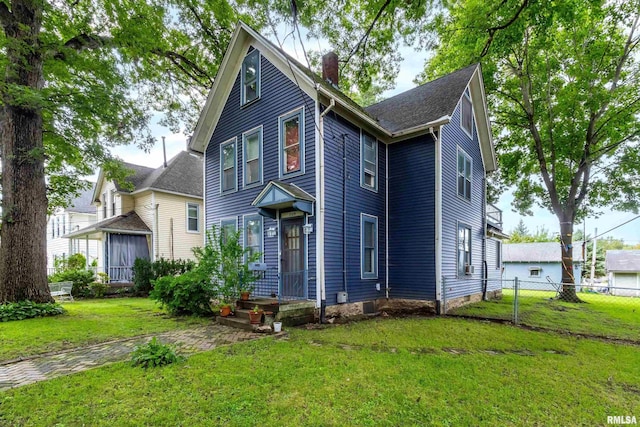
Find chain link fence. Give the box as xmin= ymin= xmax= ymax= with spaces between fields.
xmin=443 ymin=276 xmax=640 ymax=343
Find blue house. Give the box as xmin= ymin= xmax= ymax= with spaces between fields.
xmin=188 ymin=22 xmax=504 ymax=317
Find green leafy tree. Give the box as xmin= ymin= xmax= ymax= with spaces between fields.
xmin=424 ymin=0 xmax=640 ymax=300
xmin=0 ymin=0 xmax=257 ymax=303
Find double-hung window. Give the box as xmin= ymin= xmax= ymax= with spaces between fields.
xmin=187 ymin=203 xmax=199 ymax=232
xmin=361 ymin=214 xmax=378 ymax=279
xmin=243 ymin=127 xmax=262 ymax=187
xmin=458 ymin=224 xmax=472 ymax=276
xmin=361 ymin=131 xmax=377 ymax=191
xmin=457 ymin=148 xmax=472 ymax=200
xmin=279 ymin=108 xmax=304 ymax=177
xmin=461 ymin=91 xmax=473 ymax=137
xmin=244 ymin=215 xmax=263 ymax=261
xmin=111 ymin=190 xmax=116 ymax=216
xmin=220 ymin=217 xmax=237 ymax=244
xmin=220 ymin=138 xmax=237 ymax=193
xmin=241 ymin=50 xmax=260 ymax=105
xmin=102 ymin=192 xmax=107 ymax=218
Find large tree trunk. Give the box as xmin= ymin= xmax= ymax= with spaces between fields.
xmin=557 ymin=217 xmax=581 ymax=302
xmin=0 ymin=0 xmax=52 ymax=303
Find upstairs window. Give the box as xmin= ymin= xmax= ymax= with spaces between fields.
xmin=244 ymin=215 xmax=263 ymax=262
xmin=62 ymin=216 xmax=66 ymax=235
xmin=461 ymin=91 xmax=473 ymax=137
xmin=458 ymin=224 xmax=472 ymax=276
xmin=102 ymin=192 xmax=107 ymax=218
xmin=241 ymin=50 xmax=260 ymax=105
xmin=220 ymin=138 xmax=237 ymax=193
xmin=361 ymin=214 xmax=378 ymax=279
xmin=361 ymin=131 xmax=378 ymax=191
xmin=243 ymin=127 xmax=262 ymax=187
xmin=187 ymin=203 xmax=199 ymax=232
xmin=279 ymin=108 xmax=304 ymax=177
xmin=457 ymin=147 xmax=472 ymax=200
xmin=111 ymin=189 xmax=116 ymax=216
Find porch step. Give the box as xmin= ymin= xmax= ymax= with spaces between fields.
xmin=216 ymin=315 xmax=259 ymax=332
xmin=236 ymin=298 xmax=281 ymax=312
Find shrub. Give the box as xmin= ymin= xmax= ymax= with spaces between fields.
xmin=90 ymin=282 xmax=109 ymax=298
xmin=133 ymin=258 xmax=153 ymax=294
xmin=149 ymin=269 xmax=215 ymax=316
xmin=48 ymin=269 xmax=95 ymax=297
xmin=0 ymin=301 xmax=65 ymax=322
xmin=133 ymin=258 xmax=196 ymax=295
xmin=130 ymin=337 xmax=184 ymax=368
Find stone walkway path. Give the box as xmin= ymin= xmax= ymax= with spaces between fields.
xmin=0 ymin=324 xmax=264 ymax=391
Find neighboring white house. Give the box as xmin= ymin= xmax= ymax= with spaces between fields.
xmin=606 ymin=250 xmax=640 ymax=297
xmin=64 ymin=151 xmax=204 ymax=282
xmin=503 ymin=242 xmax=583 ymax=289
xmin=47 ymin=186 xmax=98 ymax=271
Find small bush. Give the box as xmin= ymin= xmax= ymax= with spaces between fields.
xmin=130 ymin=337 xmax=184 ymax=368
xmin=90 ymin=282 xmax=109 ymax=298
xmin=48 ymin=269 xmax=95 ymax=297
xmin=133 ymin=258 xmax=196 ymax=295
xmin=133 ymin=258 xmax=154 ymax=294
xmin=0 ymin=301 xmax=65 ymax=322
xmin=150 ymin=269 xmax=215 ymax=316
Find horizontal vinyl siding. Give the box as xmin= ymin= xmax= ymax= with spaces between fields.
xmin=322 ymin=112 xmax=386 ymax=305
xmin=388 ymin=135 xmax=436 ymax=300
xmin=441 ymin=94 xmax=486 ymax=299
xmin=134 ymin=192 xmax=154 ymax=230
xmin=486 ymin=238 xmax=502 ymax=291
xmin=153 ymin=193 xmax=203 ymax=261
xmin=205 ymin=49 xmax=316 ymax=300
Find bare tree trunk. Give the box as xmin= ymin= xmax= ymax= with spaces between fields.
xmin=557 ymin=218 xmax=581 ymax=302
xmin=0 ymin=0 xmax=52 ymax=303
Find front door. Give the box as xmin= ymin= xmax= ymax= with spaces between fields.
xmin=280 ymin=217 xmax=306 ymax=299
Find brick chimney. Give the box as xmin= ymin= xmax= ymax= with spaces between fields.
xmin=322 ymin=51 xmax=339 ymax=87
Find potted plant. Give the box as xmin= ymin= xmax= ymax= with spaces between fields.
xmin=240 ymin=289 xmax=251 ymax=301
xmin=219 ymin=302 xmax=233 ymax=317
xmin=248 ymin=305 xmax=263 ymax=324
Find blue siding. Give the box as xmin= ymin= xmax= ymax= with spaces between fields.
xmin=388 ymin=135 xmax=436 ymax=300
xmin=441 ymin=95 xmax=487 ymax=299
xmin=322 ymin=112 xmax=387 ymax=305
xmin=504 ymin=262 xmax=582 ymax=290
xmin=205 ymin=49 xmax=316 ymax=301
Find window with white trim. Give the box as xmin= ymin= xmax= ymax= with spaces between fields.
xmin=458 ymin=224 xmax=472 ymax=276
xmin=361 ymin=214 xmax=378 ymax=279
xmin=361 ymin=131 xmax=377 ymax=191
xmin=220 ymin=138 xmax=237 ymax=193
xmin=102 ymin=192 xmax=107 ymax=218
xmin=457 ymin=148 xmax=472 ymax=200
xmin=220 ymin=217 xmax=237 ymax=244
xmin=241 ymin=50 xmax=260 ymax=105
xmin=279 ymin=109 xmax=304 ymax=177
xmin=244 ymin=215 xmax=263 ymax=261
xmin=187 ymin=203 xmax=199 ymax=232
xmin=461 ymin=91 xmax=473 ymax=136
xmin=111 ymin=190 xmax=116 ymax=216
xmin=529 ymin=267 xmax=541 ymax=278
xmin=243 ymin=127 xmax=262 ymax=187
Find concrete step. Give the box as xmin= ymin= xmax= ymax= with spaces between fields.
xmin=216 ymin=315 xmax=258 ymax=332
xmin=236 ymin=298 xmax=280 ymax=312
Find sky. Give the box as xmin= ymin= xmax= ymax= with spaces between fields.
xmin=107 ymin=23 xmax=640 ymax=245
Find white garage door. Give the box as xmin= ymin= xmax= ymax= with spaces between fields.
xmin=613 ymin=273 xmax=639 ymax=296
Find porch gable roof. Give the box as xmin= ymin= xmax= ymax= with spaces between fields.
xmin=64 ymin=210 xmax=151 ymax=239
xmin=251 ymin=181 xmax=315 ymax=218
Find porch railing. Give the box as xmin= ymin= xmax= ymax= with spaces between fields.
xmin=47 ymin=266 xmax=133 ymax=283
xmin=486 ymin=204 xmax=503 ymax=229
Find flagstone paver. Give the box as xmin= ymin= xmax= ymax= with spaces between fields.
xmin=0 ymin=324 xmax=264 ymax=391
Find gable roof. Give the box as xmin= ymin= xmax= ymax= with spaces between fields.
xmin=365 ymin=64 xmax=479 ymax=133
xmin=606 ymin=250 xmax=640 ymax=272
xmin=188 ymin=21 xmax=497 ymax=172
xmin=64 ymin=210 xmax=151 ymax=239
xmin=93 ymin=151 xmax=203 ymax=203
xmin=67 ymin=185 xmax=97 ymax=214
xmin=503 ymin=242 xmax=584 ymax=263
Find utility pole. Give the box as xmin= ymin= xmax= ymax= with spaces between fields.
xmin=590 ymin=227 xmax=598 ymax=285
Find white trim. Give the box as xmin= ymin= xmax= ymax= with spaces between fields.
xmin=151 ymin=191 xmax=157 ymax=260
xmin=128 ymin=187 xmax=202 ymax=200
xmin=315 ymin=99 xmax=325 ymax=308
xmin=456 ymin=221 xmax=473 ymax=278
xmin=240 ymin=49 xmax=261 ymax=106
xmin=460 ymin=90 xmax=474 ymax=139
xmin=278 ymin=106 xmax=306 ymax=180
xmin=359 ymin=129 xmax=378 ymax=193
xmin=202 ymin=147 xmax=207 ymax=243
xmin=219 ymin=137 xmax=238 ymax=195
xmin=456 ymin=146 xmax=473 ymax=202
xmin=242 ymin=125 xmax=264 ymax=188
xmin=360 ymin=213 xmax=379 ymax=280
xmin=186 ymin=202 xmax=200 ymax=233
xmin=435 ymin=126 xmax=443 ymax=302
xmin=242 ymin=213 xmax=264 ymax=262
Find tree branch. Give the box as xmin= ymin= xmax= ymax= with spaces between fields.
xmin=342 ymin=0 xmax=392 ymax=67
xmin=0 ymin=2 xmax=12 ymax=30
xmin=480 ymin=0 xmax=529 ymax=57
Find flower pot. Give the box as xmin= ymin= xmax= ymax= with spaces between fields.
xmin=220 ymin=305 xmax=232 ymax=317
xmin=249 ymin=310 xmax=263 ymax=324
xmin=240 ymin=291 xmax=250 ymax=301
xmin=273 ymin=321 xmax=282 ymax=333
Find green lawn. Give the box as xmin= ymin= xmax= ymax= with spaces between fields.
xmin=450 ymin=289 xmax=640 ymax=342
xmin=2 ymin=317 xmax=639 ymax=426
xmin=0 ymin=298 xmax=209 ymax=361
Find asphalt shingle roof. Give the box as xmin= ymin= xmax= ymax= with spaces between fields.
xmin=364 ymin=64 xmax=479 ymax=133
xmin=606 ymin=250 xmax=640 ymax=272
xmin=66 ymin=211 xmax=151 ymax=238
xmin=503 ymin=242 xmax=584 ymax=263
xmin=67 ymin=186 xmax=96 ymax=214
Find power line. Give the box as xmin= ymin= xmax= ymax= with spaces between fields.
xmin=586 ymin=214 xmax=640 ymax=242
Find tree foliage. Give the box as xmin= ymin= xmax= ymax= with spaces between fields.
xmin=424 ymin=0 xmax=640 ymax=291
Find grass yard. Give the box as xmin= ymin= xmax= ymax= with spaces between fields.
xmin=2 ymin=317 xmax=639 ymax=426
xmin=0 ymin=298 xmax=208 ymax=361
xmin=450 ymin=289 xmax=640 ymax=342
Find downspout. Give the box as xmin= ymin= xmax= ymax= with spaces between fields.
xmin=341 ymin=133 xmax=348 ymax=297
xmin=482 ymin=175 xmax=488 ymax=300
xmin=317 ymin=97 xmax=335 ymax=323
xmin=431 ymin=126 xmax=443 ymax=314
